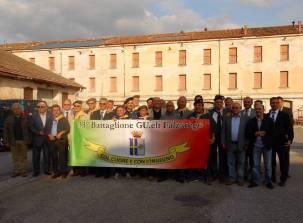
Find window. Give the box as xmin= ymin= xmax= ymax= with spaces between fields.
xmin=280 ymin=71 xmax=289 ymax=88
xmin=155 ymin=51 xmax=162 ymax=67
xmin=29 ymin=58 xmax=35 ymax=64
xmin=23 ymin=87 xmax=33 ymax=100
xmin=110 ymin=77 xmax=117 ymax=92
xmin=49 ymin=57 xmax=55 ymax=70
xmin=68 ymin=56 xmax=75 ymax=70
xmin=280 ymin=45 xmax=289 ymax=61
xmin=229 ymin=47 xmax=237 ymax=64
xmin=254 ymin=72 xmax=262 ymax=88
xmin=132 ymin=76 xmax=139 ymax=91
xmin=203 ymin=49 xmax=211 ymax=65
xmin=89 ymin=55 xmax=95 ymax=69
xmin=110 ymin=54 xmax=117 ymax=69
xmin=229 ymin=73 xmax=237 ymax=89
xmin=178 ymin=74 xmax=186 ymax=91
xmin=89 ymin=77 xmax=96 ymax=92
xmin=203 ymin=74 xmax=211 ymax=90
xmin=155 ymin=75 xmax=163 ymax=91
xmin=254 ymin=46 xmax=262 ymax=63
xmin=179 ymin=50 xmax=186 ymax=66
xmin=132 ymin=53 xmax=139 ymax=68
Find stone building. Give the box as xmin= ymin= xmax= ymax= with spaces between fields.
xmin=1 ymin=23 xmax=303 ymax=117
xmin=0 ymin=50 xmax=83 ymax=106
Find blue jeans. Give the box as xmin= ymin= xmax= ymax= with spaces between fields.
xmin=227 ymin=144 xmax=245 ymax=182
xmin=252 ymin=146 xmax=272 ymax=184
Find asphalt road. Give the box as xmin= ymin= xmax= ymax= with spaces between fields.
xmin=0 ymin=127 xmax=303 ymax=223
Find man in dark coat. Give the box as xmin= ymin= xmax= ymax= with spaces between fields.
xmin=246 ymin=104 xmax=274 ymax=189
xmin=29 ymin=100 xmax=52 ymax=176
xmin=4 ymin=103 xmax=31 ymax=177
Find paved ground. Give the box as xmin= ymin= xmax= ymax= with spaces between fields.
xmin=0 ymin=127 xmax=303 ymax=223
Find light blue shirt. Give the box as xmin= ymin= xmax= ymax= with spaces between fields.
xmin=231 ymin=116 xmax=241 ymax=142
xmin=51 ymin=120 xmax=58 ymax=136
xmin=254 ymin=118 xmax=264 ymax=148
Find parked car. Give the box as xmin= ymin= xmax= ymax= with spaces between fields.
xmin=0 ymin=99 xmax=39 ymax=152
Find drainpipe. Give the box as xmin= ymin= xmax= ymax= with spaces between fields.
xmin=218 ymin=39 xmax=221 ymax=95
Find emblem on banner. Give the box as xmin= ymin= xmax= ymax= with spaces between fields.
xmin=129 ymin=130 xmax=145 ymax=156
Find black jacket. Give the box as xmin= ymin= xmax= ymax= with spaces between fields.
xmin=246 ymin=116 xmax=274 ymax=150
xmin=266 ymin=111 xmax=294 ymax=146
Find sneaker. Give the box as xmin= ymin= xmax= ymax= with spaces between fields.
xmin=114 ymin=173 xmax=120 ymax=180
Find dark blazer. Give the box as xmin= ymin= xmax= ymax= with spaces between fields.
xmin=266 ymin=111 xmax=294 ymax=146
xmin=282 ymin=107 xmax=294 ymax=126
xmin=3 ymin=115 xmax=31 ymax=145
xmin=90 ymin=110 xmax=114 ymax=120
xmin=29 ymin=112 xmax=52 ymax=147
xmin=246 ymin=116 xmax=274 ymax=150
xmin=50 ymin=116 xmax=70 ymax=141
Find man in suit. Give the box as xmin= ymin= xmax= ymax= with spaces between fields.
xmin=208 ymin=95 xmax=227 ymax=182
xmin=91 ymin=98 xmax=114 ymax=121
xmin=85 ymin=98 xmax=98 ymax=117
xmin=90 ymin=97 xmax=114 ymax=178
xmin=269 ymin=97 xmax=293 ymax=186
xmin=148 ymin=97 xmax=166 ymax=120
xmin=48 ymin=104 xmax=70 ymax=179
xmin=246 ymin=104 xmax=274 ymax=189
xmin=4 ymin=103 xmax=31 ymax=177
xmin=62 ymin=99 xmax=74 ymax=122
xmin=221 ymin=102 xmax=249 ymax=186
xmin=29 ymin=100 xmax=52 ymax=176
xmin=241 ymin=96 xmax=256 ymax=180
xmin=277 ymin=96 xmax=294 ymax=178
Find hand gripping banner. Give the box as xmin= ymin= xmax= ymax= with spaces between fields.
xmin=69 ymin=119 xmax=210 ymax=169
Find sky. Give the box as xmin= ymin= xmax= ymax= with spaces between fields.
xmin=0 ymin=0 xmax=302 ymax=43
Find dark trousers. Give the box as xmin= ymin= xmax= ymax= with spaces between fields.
xmin=272 ymin=145 xmax=288 ymax=182
xmin=207 ymin=143 xmax=218 ymax=178
xmin=32 ymin=143 xmax=50 ymax=174
xmin=285 ymin=146 xmax=290 ymax=176
xmin=244 ymin=147 xmax=254 ymax=178
xmin=218 ymin=145 xmax=228 ymax=178
xmin=50 ymin=140 xmax=68 ymax=175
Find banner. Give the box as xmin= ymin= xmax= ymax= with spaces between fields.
xmin=69 ymin=119 xmax=210 ymax=169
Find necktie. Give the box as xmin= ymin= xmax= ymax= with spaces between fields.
xmin=271 ymin=111 xmax=275 ymax=122
xmin=180 ymin=111 xmax=183 ymax=118
xmin=65 ymin=111 xmax=68 ymax=119
xmin=244 ymin=109 xmax=248 ymax=117
xmin=217 ymin=111 xmax=222 ymax=129
xmin=100 ymin=111 xmax=104 ymax=120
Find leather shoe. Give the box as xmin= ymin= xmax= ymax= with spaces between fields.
xmin=279 ymin=181 xmax=286 ymax=187
xmin=266 ymin=183 xmax=274 ymax=189
xmin=248 ymin=183 xmax=258 ymax=188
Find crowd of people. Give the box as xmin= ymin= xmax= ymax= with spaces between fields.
xmin=3 ymin=94 xmax=294 ymax=189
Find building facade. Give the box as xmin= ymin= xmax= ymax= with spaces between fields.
xmin=2 ymin=24 xmax=303 ymax=117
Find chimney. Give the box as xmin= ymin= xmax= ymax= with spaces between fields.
xmin=241 ymin=25 xmax=248 ymax=36
xmin=298 ymin=20 xmax=302 ymax=32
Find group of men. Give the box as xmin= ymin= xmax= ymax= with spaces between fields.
xmin=3 ymin=94 xmax=294 ymax=189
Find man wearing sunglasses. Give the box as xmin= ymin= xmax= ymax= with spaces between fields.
xmin=29 ymin=100 xmax=52 ymax=177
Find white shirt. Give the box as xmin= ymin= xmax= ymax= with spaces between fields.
xmin=270 ymin=110 xmax=278 ymax=122
xmin=243 ymin=108 xmax=252 ymax=117
xmin=39 ymin=113 xmax=46 ymax=127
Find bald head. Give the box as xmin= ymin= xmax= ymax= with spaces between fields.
xmin=231 ymin=102 xmax=241 ymax=116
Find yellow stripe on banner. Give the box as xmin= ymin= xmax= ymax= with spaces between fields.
xmin=84 ymin=139 xmax=189 ymax=165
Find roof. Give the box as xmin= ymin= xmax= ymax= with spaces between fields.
xmin=0 ymin=24 xmax=302 ymax=50
xmin=103 ymin=25 xmax=303 ymax=45
xmin=0 ymin=38 xmax=106 ymax=51
xmin=0 ymin=50 xmax=83 ymax=89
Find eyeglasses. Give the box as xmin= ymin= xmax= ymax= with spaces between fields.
xmin=63 ymin=104 xmax=71 ymax=106
xmin=74 ymin=105 xmax=81 ymax=107
xmin=88 ymin=102 xmax=95 ymax=105
xmin=37 ymin=106 xmax=46 ymax=108
xmin=99 ymin=103 xmax=107 ymax=105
